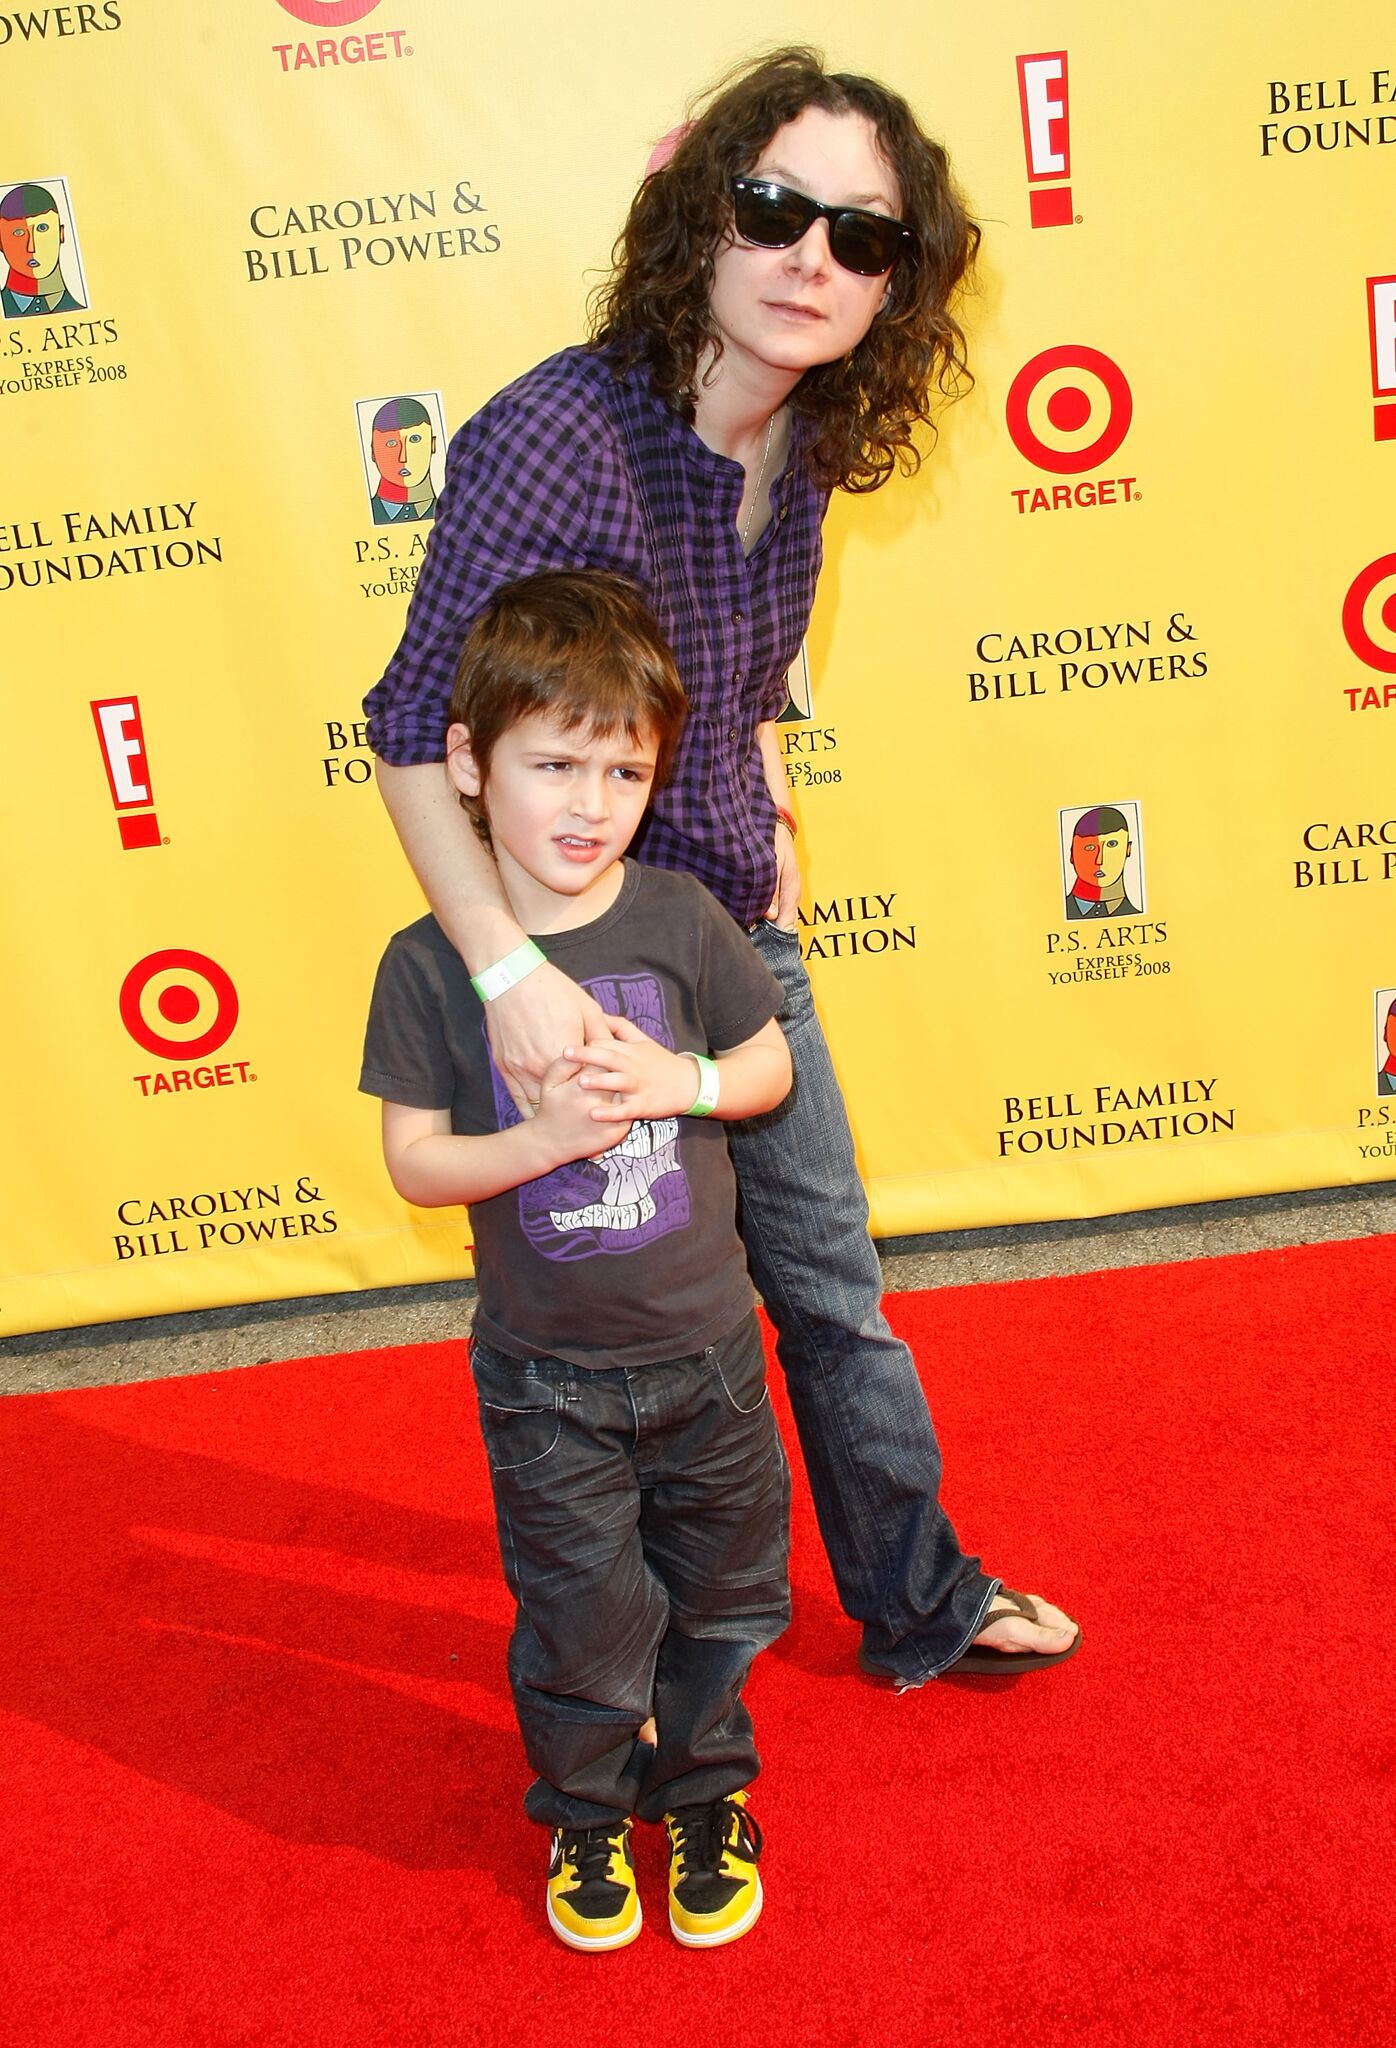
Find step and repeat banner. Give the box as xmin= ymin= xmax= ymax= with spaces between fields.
xmin=3 ymin=2 xmax=1393 ymax=1332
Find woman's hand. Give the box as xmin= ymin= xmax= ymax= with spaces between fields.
xmin=485 ymin=964 xmax=616 ymax=1117
xmin=766 ymin=817 xmax=801 ymax=930
xmin=530 ymin=1053 xmax=633 ymax=1160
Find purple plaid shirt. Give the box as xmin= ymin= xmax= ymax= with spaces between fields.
xmin=364 ymin=345 xmax=829 ymax=927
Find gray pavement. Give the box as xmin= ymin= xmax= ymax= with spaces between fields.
xmin=4 ymin=1177 xmax=1392 ymax=1396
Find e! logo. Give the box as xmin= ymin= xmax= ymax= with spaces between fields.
xmin=1368 ymin=276 xmax=1396 ymax=441
xmin=1342 ymin=555 xmax=1396 ymax=674
xmin=1005 ymin=345 xmax=1132 ymax=474
xmin=119 ymin=949 xmax=239 ymax=1062
xmin=1017 ymin=52 xmax=1073 ymax=227
xmin=275 ymin=1 xmax=380 ymax=24
xmin=91 ymin=697 xmax=161 ymax=850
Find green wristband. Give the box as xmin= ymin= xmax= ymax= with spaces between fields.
xmin=470 ymin=939 xmax=545 ymax=1004
xmin=683 ymin=1053 xmax=720 ymax=1117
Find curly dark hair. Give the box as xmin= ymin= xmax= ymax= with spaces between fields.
xmin=588 ymin=46 xmax=981 ymax=493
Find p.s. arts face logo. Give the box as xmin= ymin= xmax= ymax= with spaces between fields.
xmin=1368 ymin=277 xmax=1396 ymax=440
xmin=91 ymin=697 xmax=162 ymax=850
xmin=1375 ymin=989 xmax=1396 ymax=1101
xmin=1341 ymin=554 xmax=1396 ymax=709
xmin=270 ymin=0 xmax=413 ymax=73
xmin=0 ymin=175 xmax=125 ymax=394
xmin=1058 ymin=801 xmax=1146 ymax=922
xmin=1005 ymin=346 xmax=1137 ymax=516
xmin=1358 ymin=987 xmax=1396 ymax=1156
xmin=1 ymin=176 xmax=88 ymax=319
xmin=355 ymin=389 xmax=444 ymax=526
xmin=118 ymin=949 xmax=256 ymax=1098
xmin=1016 ymin=53 xmax=1075 ymax=228
xmin=350 ymin=388 xmax=444 ymax=601
xmin=1045 ymin=803 xmax=1168 ymax=983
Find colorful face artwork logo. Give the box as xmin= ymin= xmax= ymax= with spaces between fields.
xmin=355 ymin=391 xmax=445 ymax=524
xmin=119 ymin=950 xmax=239 ymax=1062
xmin=1376 ymin=990 xmax=1396 ymax=1098
xmin=1342 ymin=555 xmax=1396 ymax=673
xmin=1058 ymin=802 xmax=1146 ymax=921
xmin=1006 ymin=345 xmax=1132 ymax=474
xmin=0 ymin=178 xmax=87 ymax=317
xmin=275 ymin=1 xmax=381 ymax=24
xmin=488 ymin=973 xmax=692 ymax=1259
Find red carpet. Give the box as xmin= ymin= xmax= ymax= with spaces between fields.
xmin=4 ymin=1237 xmax=1394 ymax=2048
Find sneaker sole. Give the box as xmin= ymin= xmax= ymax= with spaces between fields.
xmin=546 ymin=1895 xmax=643 ymax=1953
xmin=669 ymin=1872 xmax=763 ymax=1949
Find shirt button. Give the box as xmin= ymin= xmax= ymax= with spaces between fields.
xmin=733 ymin=669 xmax=744 ymax=685
xmin=732 ymin=609 xmax=744 ymax=624
xmin=778 ymin=507 xmax=788 ymax=521
xmin=727 ymin=726 xmax=740 ymax=744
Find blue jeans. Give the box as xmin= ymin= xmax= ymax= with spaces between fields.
xmin=471 ymin=1315 xmax=790 ymax=1827
xmin=729 ymin=922 xmax=999 ymax=1684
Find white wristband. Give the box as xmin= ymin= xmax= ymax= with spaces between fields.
xmin=683 ymin=1053 xmax=721 ymax=1117
xmin=470 ymin=940 xmax=545 ymax=1004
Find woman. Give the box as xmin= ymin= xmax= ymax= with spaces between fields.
xmin=366 ymin=46 xmax=1078 ymax=1683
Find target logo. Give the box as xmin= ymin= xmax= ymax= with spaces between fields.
xmin=1017 ymin=53 xmax=1074 ymax=228
xmin=270 ymin=0 xmax=411 ymax=69
xmin=1342 ymin=557 xmax=1396 ymax=710
xmin=120 ymin=949 xmax=239 ymax=1063
xmin=1007 ymin=346 xmax=1132 ymax=473
xmin=1368 ymin=277 xmax=1396 ymax=441
xmin=275 ymin=1 xmax=380 ymax=23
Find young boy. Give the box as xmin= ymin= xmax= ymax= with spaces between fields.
xmin=359 ymin=570 xmax=793 ymax=1953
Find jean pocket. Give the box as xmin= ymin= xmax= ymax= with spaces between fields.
xmin=712 ymin=1317 xmax=770 ymax=1416
xmin=471 ymin=1347 xmax=563 ymax=1472
xmin=476 ymin=1392 xmax=562 ymax=1473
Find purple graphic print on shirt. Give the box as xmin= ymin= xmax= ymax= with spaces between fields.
xmin=487 ymin=972 xmax=691 ymax=1261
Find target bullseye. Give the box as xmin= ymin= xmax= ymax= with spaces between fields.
xmin=1006 ymin=344 xmax=1133 ymax=474
xmin=119 ymin=949 xmax=239 ymax=1062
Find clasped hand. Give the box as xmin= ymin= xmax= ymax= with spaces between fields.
xmin=567 ymin=1014 xmax=697 ymax=1125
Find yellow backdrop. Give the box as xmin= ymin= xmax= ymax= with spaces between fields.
xmin=5 ymin=1 xmax=1394 ymax=1333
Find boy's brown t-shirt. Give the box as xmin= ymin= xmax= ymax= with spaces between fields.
xmin=359 ymin=861 xmax=782 ymax=1369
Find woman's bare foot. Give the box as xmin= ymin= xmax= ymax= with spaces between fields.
xmin=971 ymin=1589 xmax=1078 ymax=1658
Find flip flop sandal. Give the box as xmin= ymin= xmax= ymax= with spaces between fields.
xmin=946 ymin=1589 xmax=1082 ymax=1674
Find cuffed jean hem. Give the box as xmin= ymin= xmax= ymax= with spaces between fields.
xmin=862 ymin=1577 xmax=1005 ymax=1687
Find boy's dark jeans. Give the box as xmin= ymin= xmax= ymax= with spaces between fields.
xmin=470 ymin=1313 xmax=790 ymax=1829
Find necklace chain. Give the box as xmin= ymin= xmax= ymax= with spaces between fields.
xmin=740 ymin=412 xmax=778 ymax=550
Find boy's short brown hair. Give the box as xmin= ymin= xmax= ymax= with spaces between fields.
xmin=447 ymin=571 xmax=688 ymax=841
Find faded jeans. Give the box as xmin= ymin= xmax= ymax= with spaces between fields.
xmin=471 ymin=1313 xmax=790 ymax=1828
xmin=729 ymin=921 xmax=998 ymax=1685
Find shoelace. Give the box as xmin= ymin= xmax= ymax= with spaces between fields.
xmin=560 ymin=1825 xmax=624 ymax=1888
xmin=669 ymin=1799 xmax=760 ymax=1876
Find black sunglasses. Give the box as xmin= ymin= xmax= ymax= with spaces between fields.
xmin=730 ymin=177 xmax=912 ymax=277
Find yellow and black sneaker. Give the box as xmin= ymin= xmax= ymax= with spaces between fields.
xmin=545 ymin=1817 xmax=642 ymax=1952
xmin=664 ymin=1790 xmax=764 ymax=1947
